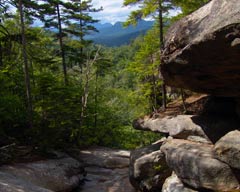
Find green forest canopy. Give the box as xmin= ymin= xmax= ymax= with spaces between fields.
xmin=0 ymin=0 xmax=209 ymax=150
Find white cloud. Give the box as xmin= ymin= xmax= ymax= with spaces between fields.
xmin=90 ymin=0 xmax=138 ymax=24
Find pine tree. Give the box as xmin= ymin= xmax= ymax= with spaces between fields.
xmin=127 ymin=27 xmax=161 ymax=111
xmin=1 ymin=0 xmax=42 ymax=129
xmin=40 ymin=0 xmax=68 ymax=84
xmin=172 ymin=0 xmax=209 ymax=15
xmin=0 ymin=0 xmax=48 ymax=129
xmin=123 ymin=0 xmax=173 ymax=110
xmin=63 ymin=0 xmax=102 ymax=66
xmin=18 ymin=0 xmax=33 ymax=129
xmin=124 ymin=0 xmax=210 ymax=111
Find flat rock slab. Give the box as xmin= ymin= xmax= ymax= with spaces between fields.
xmin=70 ymin=147 xmax=130 ymax=169
xmin=161 ymin=0 xmax=240 ymax=96
xmin=0 ymin=157 xmax=84 ymax=192
xmin=214 ymin=130 xmax=240 ymax=169
xmin=133 ymin=114 xmax=240 ymax=143
xmin=78 ymin=167 xmax=135 ymax=192
xmin=133 ymin=115 xmax=208 ymax=139
xmin=72 ymin=147 xmax=135 ymax=192
xmin=0 ymin=172 xmax=53 ymax=192
xmin=161 ymin=139 xmax=240 ymax=191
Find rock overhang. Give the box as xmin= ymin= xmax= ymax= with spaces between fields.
xmin=161 ymin=0 xmax=240 ymax=96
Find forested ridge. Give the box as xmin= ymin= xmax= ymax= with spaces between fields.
xmin=0 ymin=0 xmax=209 ymax=152
xmin=86 ymin=20 xmax=154 ymax=46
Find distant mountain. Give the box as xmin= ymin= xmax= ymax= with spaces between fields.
xmin=86 ymin=20 xmax=155 ymax=47
xmin=93 ymin=22 xmax=112 ymax=30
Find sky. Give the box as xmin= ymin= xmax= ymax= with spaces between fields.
xmin=90 ymin=0 xmax=181 ymax=24
xmin=32 ymin=0 xmax=180 ymax=26
xmin=90 ymin=0 xmax=138 ymax=24
xmin=32 ymin=0 xmax=136 ymax=27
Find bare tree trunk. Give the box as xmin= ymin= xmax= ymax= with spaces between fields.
xmin=19 ymin=0 xmax=33 ymax=129
xmin=56 ymin=3 xmax=67 ymax=85
xmin=158 ymin=0 xmax=167 ymax=110
xmin=150 ymin=55 xmax=157 ymax=111
xmin=29 ymin=60 xmax=35 ymax=87
xmin=0 ymin=42 xmax=2 ymax=66
xmin=180 ymin=88 xmax=187 ymax=112
xmin=78 ymin=47 xmax=100 ymax=144
xmin=80 ymin=64 xmax=90 ymax=128
xmin=94 ymin=73 xmax=98 ymax=129
xmin=79 ymin=0 xmax=83 ymax=54
xmin=0 ymin=19 xmax=3 ymax=66
xmin=79 ymin=0 xmax=84 ymax=71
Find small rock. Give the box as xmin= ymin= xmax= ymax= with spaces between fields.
xmin=231 ymin=38 xmax=240 ymax=47
xmin=162 ymin=172 xmax=199 ymax=192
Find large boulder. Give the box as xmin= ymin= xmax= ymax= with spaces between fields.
xmin=0 ymin=157 xmax=84 ymax=192
xmin=161 ymin=0 xmax=240 ymax=96
xmin=214 ymin=130 xmax=240 ymax=169
xmin=133 ymin=115 xmax=209 ymax=140
xmin=160 ymin=139 xmax=240 ymax=191
xmin=129 ymin=140 xmax=171 ymax=191
xmin=133 ymin=114 xmax=240 ymax=143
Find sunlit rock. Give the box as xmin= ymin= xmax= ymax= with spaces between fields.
xmin=214 ymin=130 xmax=240 ymax=169
xmin=162 ymin=172 xmax=199 ymax=192
xmin=68 ymin=147 xmax=130 ymax=168
xmin=133 ymin=115 xmax=209 ymax=140
xmin=0 ymin=157 xmax=84 ymax=192
xmin=0 ymin=172 xmax=53 ymax=192
xmin=161 ymin=139 xmax=240 ymax=191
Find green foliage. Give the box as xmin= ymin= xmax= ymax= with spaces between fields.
xmin=0 ymin=0 xmax=208 ymax=151
xmin=87 ymin=20 xmax=154 ymax=47
xmin=123 ymin=0 xmax=175 ymax=26
xmin=32 ymin=72 xmax=81 ymax=148
xmin=127 ymin=26 xmax=162 ymax=110
xmin=0 ymin=65 xmax=27 ymax=140
xmin=172 ymin=0 xmax=210 ymax=15
xmin=124 ymin=0 xmax=158 ymax=26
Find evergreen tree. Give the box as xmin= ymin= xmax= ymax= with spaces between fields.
xmin=64 ymin=0 xmax=101 ymax=43
xmin=1 ymin=0 xmax=42 ymax=129
xmin=123 ymin=0 xmax=209 ymax=110
xmin=0 ymin=0 xmax=181 ymax=150
xmin=18 ymin=0 xmax=33 ymax=129
xmin=124 ymin=0 xmax=172 ymax=110
xmin=63 ymin=0 xmax=102 ymax=67
xmin=40 ymin=0 xmax=68 ymax=84
xmin=172 ymin=0 xmax=209 ymax=15
xmin=127 ymin=27 xmax=161 ymax=111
